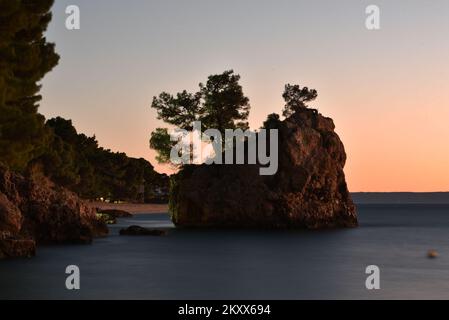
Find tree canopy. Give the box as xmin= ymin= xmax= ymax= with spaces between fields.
xmin=44 ymin=117 xmax=169 ymax=202
xmin=151 ymin=91 xmax=203 ymax=131
xmin=199 ymin=70 xmax=250 ymax=132
xmin=150 ymin=70 xmax=251 ymax=164
xmin=282 ymin=84 xmax=318 ymax=118
xmin=0 ymin=0 xmax=60 ymax=171
xmin=262 ymin=113 xmax=281 ymax=130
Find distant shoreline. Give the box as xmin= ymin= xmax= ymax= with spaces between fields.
xmin=351 ymin=192 xmax=449 ymax=204
xmin=92 ymin=201 xmax=169 ymax=215
xmin=91 ymin=192 xmax=449 ymax=215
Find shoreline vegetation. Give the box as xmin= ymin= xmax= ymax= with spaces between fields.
xmin=0 ymin=0 xmax=169 ymax=259
xmin=0 ymin=0 xmax=169 ymax=205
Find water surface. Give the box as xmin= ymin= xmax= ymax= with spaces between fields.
xmin=1 ymin=204 xmax=449 ymax=299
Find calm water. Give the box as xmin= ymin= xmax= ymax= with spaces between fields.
xmin=1 ymin=204 xmax=449 ymax=300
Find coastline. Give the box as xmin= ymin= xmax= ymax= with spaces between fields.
xmin=90 ymin=192 xmax=449 ymax=216
xmin=91 ymin=201 xmax=169 ymax=215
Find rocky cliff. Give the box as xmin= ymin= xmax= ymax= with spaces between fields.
xmin=0 ymin=165 xmax=108 ymax=259
xmin=170 ymin=108 xmax=357 ymax=229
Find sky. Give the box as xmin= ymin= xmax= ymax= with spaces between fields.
xmin=40 ymin=0 xmax=449 ymax=192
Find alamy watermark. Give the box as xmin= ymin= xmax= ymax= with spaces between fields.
xmin=65 ymin=5 xmax=80 ymax=30
xmin=65 ymin=5 xmax=380 ymax=31
xmin=65 ymin=265 xmax=80 ymax=290
xmin=169 ymin=121 xmax=278 ymax=176
xmin=365 ymin=5 xmax=380 ymax=30
xmin=365 ymin=265 xmax=380 ymax=290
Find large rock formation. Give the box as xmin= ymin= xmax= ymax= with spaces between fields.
xmin=170 ymin=109 xmax=357 ymax=229
xmin=0 ymin=165 xmax=108 ymax=259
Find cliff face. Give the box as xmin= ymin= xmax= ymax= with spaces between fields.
xmin=0 ymin=165 xmax=108 ymax=259
xmin=170 ymin=109 xmax=357 ymax=229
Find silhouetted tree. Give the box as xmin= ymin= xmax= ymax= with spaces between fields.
xmin=149 ymin=128 xmax=173 ymax=164
xmin=0 ymin=1 xmax=168 ymax=202
xmin=0 ymin=0 xmax=59 ymax=171
xmin=150 ymin=70 xmax=250 ymax=164
xmin=152 ymin=91 xmax=203 ymax=131
xmin=43 ymin=117 xmax=169 ymax=202
xmin=282 ymin=84 xmax=317 ymax=118
xmin=262 ymin=113 xmax=281 ymax=130
xmin=200 ymin=70 xmax=250 ymax=133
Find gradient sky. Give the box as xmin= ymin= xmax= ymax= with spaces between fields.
xmin=40 ymin=0 xmax=449 ymax=192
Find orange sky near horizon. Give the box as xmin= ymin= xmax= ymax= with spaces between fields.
xmin=39 ymin=0 xmax=449 ymax=192
xmin=149 ymin=76 xmax=449 ymax=192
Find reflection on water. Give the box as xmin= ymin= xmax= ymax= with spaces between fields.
xmin=1 ymin=204 xmax=449 ymax=300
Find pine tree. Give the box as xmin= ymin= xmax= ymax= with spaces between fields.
xmin=282 ymin=84 xmax=317 ymax=118
xmin=0 ymin=0 xmax=59 ymax=171
xmin=150 ymin=70 xmax=251 ymax=163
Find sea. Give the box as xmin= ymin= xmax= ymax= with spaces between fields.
xmin=1 ymin=193 xmax=449 ymax=300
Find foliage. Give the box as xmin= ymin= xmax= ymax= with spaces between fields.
xmin=43 ymin=117 xmax=169 ymax=202
xmin=150 ymin=70 xmax=250 ymax=163
xmin=152 ymin=91 xmax=203 ymax=131
xmin=282 ymin=84 xmax=318 ymax=118
xmin=262 ymin=113 xmax=281 ymax=130
xmin=0 ymin=0 xmax=59 ymax=171
xmin=199 ymin=70 xmax=250 ymax=133
xmin=149 ymin=128 xmax=174 ymax=164
xmin=0 ymin=1 xmax=168 ymax=202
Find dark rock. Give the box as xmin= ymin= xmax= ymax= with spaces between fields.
xmin=98 ymin=209 xmax=133 ymax=218
xmin=0 ymin=193 xmax=22 ymax=236
xmin=0 ymin=189 xmax=35 ymax=258
xmin=0 ymin=238 xmax=36 ymax=259
xmin=96 ymin=209 xmax=133 ymax=225
xmin=0 ymin=164 xmax=108 ymax=258
xmin=171 ymin=109 xmax=357 ymax=229
xmin=119 ymin=225 xmax=168 ymax=236
xmin=96 ymin=213 xmax=118 ymax=225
